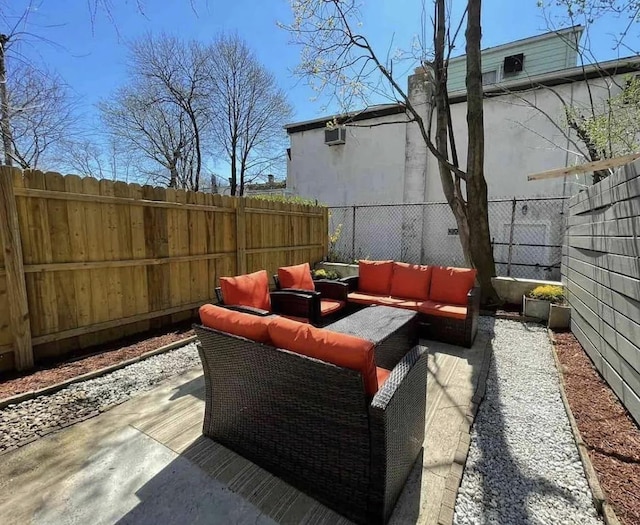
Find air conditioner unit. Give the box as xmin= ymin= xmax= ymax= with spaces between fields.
xmin=324 ymin=127 xmax=346 ymax=145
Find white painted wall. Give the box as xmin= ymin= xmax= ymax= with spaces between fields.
xmin=287 ymin=72 xmax=630 ymax=206
xmin=286 ymin=114 xmax=406 ymax=206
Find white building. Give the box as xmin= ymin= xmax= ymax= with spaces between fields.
xmin=285 ymin=27 xmax=640 ymax=206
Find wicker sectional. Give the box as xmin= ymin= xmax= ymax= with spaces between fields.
xmin=193 ymin=313 xmax=427 ymax=525
xmin=342 ymin=262 xmax=480 ymax=348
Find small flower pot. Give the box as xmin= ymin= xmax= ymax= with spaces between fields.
xmin=522 ymin=296 xmax=550 ymax=320
xmin=548 ymin=303 xmax=571 ymax=329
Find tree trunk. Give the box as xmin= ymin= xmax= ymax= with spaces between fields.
xmin=465 ymin=0 xmax=499 ymax=305
xmin=230 ymin=147 xmax=237 ymax=196
xmin=0 ymin=35 xmax=14 ymax=167
xmin=433 ymin=0 xmax=473 ymax=266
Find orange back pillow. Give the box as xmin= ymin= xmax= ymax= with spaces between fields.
xmin=220 ymin=270 xmax=271 ymax=311
xmin=268 ymin=316 xmax=378 ymax=395
xmin=199 ymin=304 xmax=271 ymax=343
xmin=278 ymin=262 xmax=315 ymax=291
xmin=358 ymin=260 xmax=394 ymax=295
xmin=390 ymin=262 xmax=432 ymax=300
xmin=430 ymin=266 xmax=477 ymax=305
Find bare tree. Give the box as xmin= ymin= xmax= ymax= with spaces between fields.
xmin=127 ymin=34 xmax=211 ymax=191
xmin=6 ymin=63 xmax=76 ymax=169
xmin=282 ymin=0 xmax=499 ymax=303
xmin=100 ymin=82 xmax=198 ymax=189
xmin=208 ymin=34 xmax=292 ymax=196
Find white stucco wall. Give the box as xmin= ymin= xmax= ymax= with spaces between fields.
xmin=286 ymin=114 xmax=406 ymax=206
xmin=422 ymin=76 xmax=625 ymax=202
xmin=287 ymin=72 xmax=631 ymax=206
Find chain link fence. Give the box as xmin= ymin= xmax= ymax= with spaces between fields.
xmin=328 ymin=197 xmax=568 ymax=280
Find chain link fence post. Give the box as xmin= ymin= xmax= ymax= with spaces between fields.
xmin=351 ymin=206 xmax=356 ymax=262
xmin=506 ymin=198 xmax=517 ymax=277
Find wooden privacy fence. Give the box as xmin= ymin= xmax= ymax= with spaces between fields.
xmin=0 ymin=167 xmax=328 ymax=372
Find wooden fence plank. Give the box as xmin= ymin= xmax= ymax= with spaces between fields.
xmin=0 ymin=166 xmax=33 ymax=370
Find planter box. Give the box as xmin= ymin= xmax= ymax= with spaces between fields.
xmin=522 ymin=296 xmax=550 ymax=321
xmin=548 ymin=303 xmax=571 ymax=329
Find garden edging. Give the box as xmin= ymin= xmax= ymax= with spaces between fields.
xmin=547 ymin=329 xmax=621 ymax=525
xmin=0 ymin=335 xmax=197 ymax=410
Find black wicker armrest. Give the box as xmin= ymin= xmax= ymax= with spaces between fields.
xmin=368 ymin=345 xmax=428 ymax=523
xmin=314 ymin=280 xmax=349 ymax=301
xmin=467 ymin=286 xmax=481 ymax=317
xmin=270 ymin=290 xmax=321 ymax=324
xmin=223 ymin=304 xmax=272 ymax=316
xmin=340 ymin=275 xmax=359 ymax=292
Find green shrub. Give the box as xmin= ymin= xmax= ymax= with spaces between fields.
xmin=251 ymin=194 xmax=322 ymax=206
xmin=312 ymin=268 xmax=340 ymax=280
xmin=528 ymin=285 xmax=565 ymax=304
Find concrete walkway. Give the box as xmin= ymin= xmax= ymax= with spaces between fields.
xmin=0 ymin=331 xmax=490 ymax=525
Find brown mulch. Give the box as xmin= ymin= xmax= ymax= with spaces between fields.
xmin=553 ymin=331 xmax=640 ymax=525
xmin=0 ymin=325 xmax=195 ymax=402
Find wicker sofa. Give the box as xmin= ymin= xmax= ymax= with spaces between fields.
xmin=195 ymin=304 xmax=428 ymax=525
xmin=342 ymin=260 xmax=480 ymax=347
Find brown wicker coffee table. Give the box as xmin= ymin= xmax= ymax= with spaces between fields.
xmin=324 ymin=305 xmax=418 ymax=370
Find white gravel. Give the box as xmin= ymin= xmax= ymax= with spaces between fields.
xmin=454 ymin=318 xmax=602 ymax=525
xmin=0 ymin=342 xmax=199 ymax=452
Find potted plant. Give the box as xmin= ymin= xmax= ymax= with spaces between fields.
xmin=311 ymin=268 xmax=340 ymax=280
xmin=523 ymin=285 xmax=570 ymax=328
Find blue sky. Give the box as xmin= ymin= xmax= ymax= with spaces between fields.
xmin=5 ymin=0 xmax=639 ymax=176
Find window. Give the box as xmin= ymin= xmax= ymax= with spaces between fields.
xmin=482 ymin=70 xmax=497 ymax=85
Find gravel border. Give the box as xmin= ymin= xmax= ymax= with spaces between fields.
xmin=0 ymin=342 xmax=200 ymax=454
xmin=453 ymin=318 xmax=602 ymax=525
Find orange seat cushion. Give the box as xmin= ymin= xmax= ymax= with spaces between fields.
xmin=358 ymin=260 xmax=394 ymax=295
xmin=220 ymin=270 xmax=271 ymax=311
xmin=390 ymin=262 xmax=432 ymax=300
xmin=419 ymin=301 xmax=468 ymax=320
xmin=348 ymin=291 xmax=391 ymax=306
xmin=376 ymin=367 xmax=391 ymax=389
xmin=347 ymin=292 xmax=423 ymax=311
xmin=278 ymin=262 xmax=315 ymax=291
xmin=430 ymin=266 xmax=477 ymax=306
xmin=320 ymin=299 xmax=345 ymax=316
xmin=199 ymin=304 xmax=271 ymax=343
xmin=268 ymin=316 xmax=378 ymax=395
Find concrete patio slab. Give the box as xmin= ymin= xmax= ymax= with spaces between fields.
xmin=0 ymin=331 xmax=490 ymax=525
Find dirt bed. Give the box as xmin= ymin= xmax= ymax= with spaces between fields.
xmin=0 ymin=326 xmax=194 ymax=402
xmin=553 ymin=331 xmax=640 ymax=525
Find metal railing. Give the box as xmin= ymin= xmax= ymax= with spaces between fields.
xmin=328 ymin=197 xmax=568 ymax=280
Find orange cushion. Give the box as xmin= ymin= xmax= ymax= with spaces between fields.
xmin=278 ymin=263 xmax=315 ymax=291
xmin=268 ymin=316 xmax=378 ymax=395
xmin=347 ymin=292 xmax=423 ymax=311
xmin=419 ymin=301 xmax=468 ymax=320
xmin=220 ymin=270 xmax=271 ymax=311
xmin=347 ymin=291 xmax=391 ymax=306
xmin=390 ymin=262 xmax=432 ymax=300
xmin=199 ymin=304 xmax=271 ymax=343
xmin=430 ymin=267 xmax=477 ymax=306
xmin=376 ymin=367 xmax=391 ymax=389
xmin=320 ymin=299 xmax=345 ymax=316
xmin=358 ymin=260 xmax=394 ymax=295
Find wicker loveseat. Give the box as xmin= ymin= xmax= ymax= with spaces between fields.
xmin=195 ymin=304 xmax=428 ymax=525
xmin=343 ymin=260 xmax=480 ymax=347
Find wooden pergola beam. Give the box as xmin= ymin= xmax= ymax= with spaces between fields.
xmin=527 ymin=153 xmax=640 ymax=181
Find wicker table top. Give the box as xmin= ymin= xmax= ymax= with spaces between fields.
xmin=325 ymin=305 xmax=417 ymax=345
